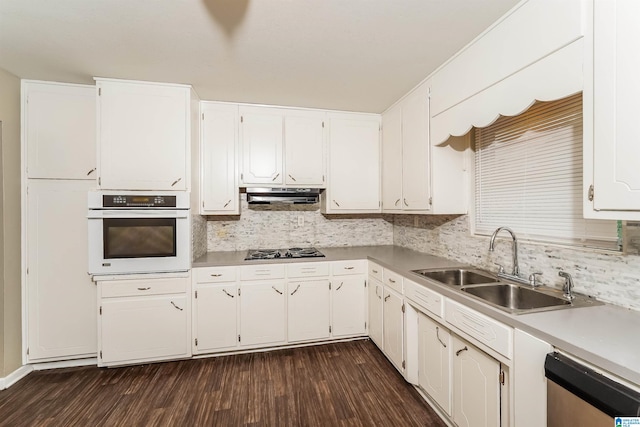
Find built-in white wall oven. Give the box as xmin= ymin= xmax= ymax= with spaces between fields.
xmin=88 ymin=191 xmax=190 ymax=276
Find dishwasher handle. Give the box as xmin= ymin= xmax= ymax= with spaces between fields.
xmin=545 ymin=352 xmax=640 ymax=417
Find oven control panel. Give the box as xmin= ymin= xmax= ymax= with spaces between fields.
xmin=102 ymin=195 xmax=177 ymax=208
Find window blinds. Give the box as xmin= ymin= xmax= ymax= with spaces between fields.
xmin=474 ymin=93 xmax=618 ymax=249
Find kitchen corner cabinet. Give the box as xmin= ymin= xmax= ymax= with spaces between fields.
xmin=96 ymin=78 xmax=194 ymax=191
xmin=288 ymin=280 xmax=330 ymax=342
xmin=452 ymin=335 xmax=501 ymax=427
xmin=23 ymin=81 xmax=96 ymax=180
xmin=322 ymin=112 xmax=381 ymax=213
xmin=239 ymin=106 xmax=326 ymax=188
xmin=200 ymin=102 xmax=239 ymax=214
xmin=26 ymin=180 xmax=97 ymax=361
xmin=97 ymin=275 xmax=191 ymax=367
xmin=584 ymin=0 xmax=640 ymax=219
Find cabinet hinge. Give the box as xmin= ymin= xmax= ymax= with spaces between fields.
xmin=588 ymin=184 xmax=594 ymax=202
xmin=238 ymin=334 xmax=241 ymax=343
xmin=402 ymin=303 xmax=405 ymax=313
xmin=429 ymin=197 xmax=433 ymax=205
xmin=202 ymin=113 xmax=204 ymax=120
xmin=98 ymin=177 xmax=101 ymax=186
xmin=238 ymin=288 xmax=241 ymax=296
xmin=322 ymin=121 xmax=325 ymax=128
xmin=195 ymin=290 xmax=198 ymax=299
xmin=26 ymin=267 xmax=29 ymax=275
xmin=329 ymin=325 xmax=332 ymax=334
xmin=26 ymin=347 xmax=29 ymax=356
xmin=329 ymin=282 xmax=331 ymax=290
xmin=98 ymin=88 xmax=101 ymax=96
xmin=202 ymin=201 xmax=205 ymax=208
xmin=322 ymin=175 xmax=325 ymax=182
xmin=240 ymin=116 xmax=243 ymax=123
xmin=100 ymin=350 xmax=102 ymax=359
xmin=364 ymin=321 xmax=367 ymax=330
xmin=402 ymin=360 xmax=406 ymax=369
xmin=240 ymin=173 xmax=244 ymax=181
xmin=195 ymin=338 xmax=198 ymax=346
xmin=364 ymin=279 xmax=367 ymax=288
xmin=379 ymin=201 xmax=381 ymax=208
xmin=99 ymin=306 xmax=102 ymax=315
xmin=499 ymin=370 xmax=505 ymax=385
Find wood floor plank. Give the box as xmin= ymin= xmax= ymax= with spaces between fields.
xmin=0 ymin=340 xmax=446 ymax=427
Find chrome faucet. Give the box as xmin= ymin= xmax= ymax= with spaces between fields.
xmin=559 ymin=271 xmax=575 ymax=300
xmin=489 ymin=227 xmax=520 ymax=276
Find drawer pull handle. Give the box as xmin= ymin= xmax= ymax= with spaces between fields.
xmin=272 ymin=286 xmax=283 ymax=295
xmin=222 ymin=289 xmax=234 ymax=298
xmin=86 ymin=168 xmax=96 ymax=176
xmin=333 ymin=200 xmax=340 ymax=207
xmin=171 ymin=301 xmax=184 ymax=311
xmin=137 ymin=287 xmax=151 ymax=291
xmin=290 ymin=284 xmax=301 ymax=295
xmin=372 ymin=269 xmax=378 ymax=274
xmin=388 ymin=278 xmax=396 ymax=283
xmin=171 ymin=177 xmax=182 ymax=187
xmin=336 ymin=282 xmax=343 ymax=291
xmin=436 ymin=327 xmax=447 ymax=348
xmin=210 ymin=274 xmax=222 ymax=277
xmin=455 ymin=346 xmax=468 ymax=357
xmin=375 ymin=287 xmax=381 ymax=299
xmin=384 ymin=294 xmax=390 ymax=302
xmin=272 ymin=173 xmax=280 ymax=181
xmin=223 ymin=199 xmax=231 ymax=208
xmin=403 ymin=198 xmax=408 ymax=207
xmin=394 ymin=199 xmax=400 ymax=207
xmin=288 ymin=174 xmax=296 ymax=182
xmin=344 ymin=266 xmax=354 ymax=270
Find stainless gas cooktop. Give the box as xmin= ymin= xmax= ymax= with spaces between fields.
xmin=244 ymin=247 xmax=325 ymax=261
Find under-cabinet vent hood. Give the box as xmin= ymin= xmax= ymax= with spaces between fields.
xmin=246 ymin=188 xmax=321 ymax=204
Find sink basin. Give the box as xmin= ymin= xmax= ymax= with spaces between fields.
xmin=462 ymin=283 xmax=571 ymax=311
xmin=412 ymin=268 xmax=499 ymax=287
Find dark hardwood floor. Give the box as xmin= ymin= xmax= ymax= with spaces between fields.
xmin=0 ymin=340 xmax=446 ymax=426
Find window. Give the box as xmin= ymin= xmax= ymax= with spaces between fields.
xmin=474 ymin=93 xmax=618 ymax=249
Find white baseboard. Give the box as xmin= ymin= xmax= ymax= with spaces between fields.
xmin=0 ymin=365 xmax=34 ymax=390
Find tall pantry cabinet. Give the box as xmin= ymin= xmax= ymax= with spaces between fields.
xmin=22 ymin=81 xmax=97 ymax=362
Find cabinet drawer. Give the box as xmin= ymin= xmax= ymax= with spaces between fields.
xmin=444 ymin=299 xmax=513 ymax=359
xmin=287 ymin=262 xmax=330 ymax=278
xmin=240 ymin=264 xmax=285 ymax=281
xmin=368 ymin=262 xmax=383 ymax=281
xmin=194 ymin=266 xmax=237 ymax=284
xmin=405 ymin=279 xmax=443 ymax=318
xmin=383 ymin=269 xmax=404 ymax=293
xmin=332 ymin=260 xmax=366 ymax=276
xmin=100 ymin=276 xmax=188 ymax=298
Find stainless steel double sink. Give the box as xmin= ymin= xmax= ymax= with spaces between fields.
xmin=411 ymin=268 xmax=599 ymax=314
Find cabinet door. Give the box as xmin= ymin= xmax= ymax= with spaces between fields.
xmin=591 ymin=0 xmax=640 ymax=212
xmin=284 ymin=112 xmax=325 ymax=186
xmin=239 ymin=281 xmax=286 ymax=346
xmin=332 ymin=276 xmax=366 ymax=337
xmin=381 ymin=104 xmax=403 ymax=212
xmin=201 ymin=102 xmax=238 ymax=214
xmin=452 ymin=336 xmax=501 ymax=427
xmin=382 ymin=287 xmax=404 ymax=372
xmin=240 ymin=107 xmax=283 ymax=185
xmin=402 ymin=85 xmax=431 ymax=210
xmin=288 ymin=280 xmax=330 ymax=342
xmin=327 ymin=114 xmax=380 ymax=212
xmin=418 ymin=313 xmax=451 ymax=415
xmin=26 ymin=180 xmax=96 ymax=361
xmin=97 ymin=80 xmax=189 ymax=190
xmin=100 ymin=294 xmax=190 ymax=365
xmin=194 ymin=284 xmax=238 ymax=353
xmin=368 ymin=279 xmax=384 ymax=349
xmin=24 ymin=82 xmax=96 ymax=179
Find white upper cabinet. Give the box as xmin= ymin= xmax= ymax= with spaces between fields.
xmin=322 ymin=112 xmax=381 ymax=213
xmin=381 ymin=104 xmax=403 ymax=212
xmin=584 ymin=0 xmax=640 ymax=219
xmin=96 ymin=78 xmax=194 ymax=191
xmin=200 ymin=102 xmax=239 ymax=214
xmin=23 ymin=81 xmax=96 ymax=179
xmin=284 ymin=110 xmax=325 ymax=186
xmin=240 ymin=106 xmax=284 ymax=186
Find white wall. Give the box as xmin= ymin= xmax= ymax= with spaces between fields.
xmin=0 ymin=67 xmax=22 ymax=376
xmin=203 ymin=194 xmax=393 ymax=252
xmin=393 ymin=214 xmax=640 ymax=312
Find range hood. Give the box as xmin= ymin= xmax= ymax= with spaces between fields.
xmin=246 ymin=188 xmax=321 ymax=204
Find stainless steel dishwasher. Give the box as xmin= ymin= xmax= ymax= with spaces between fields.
xmin=545 ymin=352 xmax=640 ymax=426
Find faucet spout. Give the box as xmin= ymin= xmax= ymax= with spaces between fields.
xmin=489 ymin=227 xmax=520 ymax=276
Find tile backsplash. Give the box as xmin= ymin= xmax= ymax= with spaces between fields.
xmin=393 ymin=214 xmax=640 ymax=312
xmin=201 ymin=195 xmax=393 ymax=252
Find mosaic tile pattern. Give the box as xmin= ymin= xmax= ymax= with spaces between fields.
xmin=202 ymin=194 xmax=394 ymax=251
xmin=191 ymin=212 xmax=208 ymax=260
xmin=393 ymin=215 xmax=640 ymax=311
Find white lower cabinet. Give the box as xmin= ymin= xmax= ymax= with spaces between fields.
xmin=382 ymin=287 xmax=404 ymax=372
xmin=418 ymin=313 xmax=452 ymax=415
xmin=98 ymin=276 xmax=191 ymax=367
xmin=331 ymin=276 xmax=366 ymax=337
xmin=288 ymin=280 xmax=330 ymax=342
xmin=194 ymin=284 xmax=238 ymax=353
xmin=239 ymin=281 xmax=286 ymax=347
xmin=452 ymin=335 xmax=501 ymax=427
xmin=368 ymin=278 xmax=384 ymax=349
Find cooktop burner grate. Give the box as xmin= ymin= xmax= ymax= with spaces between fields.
xmin=244 ymin=247 xmax=325 ymax=260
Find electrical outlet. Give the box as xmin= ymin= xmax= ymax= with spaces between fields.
xmin=298 ymin=216 xmax=304 ymax=227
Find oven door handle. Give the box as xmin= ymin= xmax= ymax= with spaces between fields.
xmin=87 ymin=210 xmax=189 ymax=219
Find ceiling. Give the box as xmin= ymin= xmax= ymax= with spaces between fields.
xmin=0 ymin=0 xmax=520 ymax=113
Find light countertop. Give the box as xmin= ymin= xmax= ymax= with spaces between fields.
xmin=193 ymin=245 xmax=640 ymax=386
